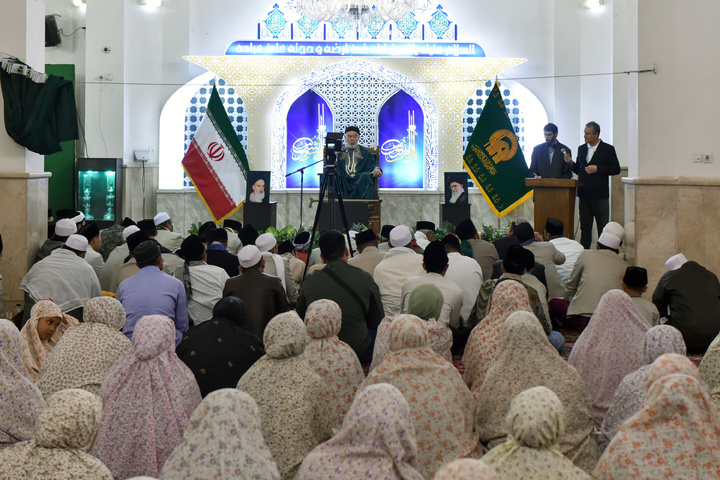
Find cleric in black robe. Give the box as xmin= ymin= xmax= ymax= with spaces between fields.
xmin=334 ymin=126 xmax=382 ymax=200
xmin=176 ymin=296 xmax=265 ymax=397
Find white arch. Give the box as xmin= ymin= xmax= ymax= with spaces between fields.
xmin=271 ymin=59 xmax=439 ymax=190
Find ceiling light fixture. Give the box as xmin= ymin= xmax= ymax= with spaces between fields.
xmin=296 ymin=0 xmax=416 ymax=30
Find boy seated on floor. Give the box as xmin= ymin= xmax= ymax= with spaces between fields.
xmin=622 ymin=266 xmax=660 ymax=326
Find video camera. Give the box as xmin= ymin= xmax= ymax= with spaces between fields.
xmin=324 ymin=132 xmax=344 ymax=166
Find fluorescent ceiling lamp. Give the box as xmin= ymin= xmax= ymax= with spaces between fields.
xmin=582 ymin=0 xmax=604 ymax=8
xmin=138 ymin=0 xmax=162 ymax=6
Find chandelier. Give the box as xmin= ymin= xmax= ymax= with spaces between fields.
xmin=296 ymin=0 xmax=417 ymax=30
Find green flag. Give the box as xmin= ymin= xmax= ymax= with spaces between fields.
xmin=463 ymin=81 xmax=533 ymax=217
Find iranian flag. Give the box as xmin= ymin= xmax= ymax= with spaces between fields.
xmin=182 ymin=84 xmax=249 ymax=222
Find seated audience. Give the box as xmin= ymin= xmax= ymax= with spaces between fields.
xmin=205 ymin=227 xmax=241 ymax=278
xmin=21 ymin=234 xmax=101 ymax=323
xmin=463 ymin=280 xmax=533 ymax=391
xmin=568 ymin=290 xmax=650 ymax=427
xmin=373 ymin=225 xmax=425 ymax=316
xmin=223 ymin=245 xmax=290 ymax=339
xmin=118 ymin=240 xmax=189 ymax=346
xmin=0 ymin=319 xmax=44 ymax=449
xmin=0 ymin=388 xmax=112 ymax=479
xmin=699 ymin=331 xmax=720 ymax=410
xmin=160 ymin=389 xmax=281 ymax=480
xmin=177 ymin=296 xmax=265 ymax=397
xmin=347 ymin=229 xmax=386 ymax=275
xmin=475 ymin=311 xmax=600 ymax=473
xmin=303 ymin=299 xmax=365 ymax=424
xmin=236 ymin=311 xmax=334 ymax=480
xmin=594 ymin=354 xmax=720 ymax=479
xmin=544 ymin=217 xmax=584 ymax=284
xmin=35 ymin=217 xmax=76 ymax=262
xmin=601 ymin=325 xmax=687 ymax=445
xmin=482 ymin=386 xmax=593 ymax=479
xmin=223 ymin=219 xmax=243 ymax=255
xmin=256 ymin=232 xmax=299 ymax=305
xmin=621 ymin=266 xmax=660 ymax=326
xmin=564 ymin=231 xmax=628 ymax=330
xmin=278 ymin=239 xmax=306 ymax=291
xmin=296 ymin=383 xmax=424 ymax=480
xmin=513 ymin=221 xmax=567 ymax=299
xmin=37 ymin=296 xmax=131 ymax=397
xmin=371 ymin=283 xmax=452 ymax=372
xmin=179 ymin=234 xmax=229 ymax=325
xmin=454 ymin=218 xmax=498 ymax=282
xmin=296 ymin=230 xmax=384 ymax=363
xmin=153 ymin=211 xmax=183 ymax=252
xmin=414 ymin=220 xmax=435 ymax=249
xmin=400 ymin=241 xmax=463 ymax=328
xmin=360 ymin=315 xmax=478 ymax=478
xmin=20 ymin=300 xmax=79 ymax=381
xmin=442 ymin=234 xmax=484 ymax=322
xmin=652 ymin=253 xmax=720 ymax=353
xmin=92 ymin=315 xmax=202 ymax=480
xmin=99 ymin=224 xmax=139 ymax=292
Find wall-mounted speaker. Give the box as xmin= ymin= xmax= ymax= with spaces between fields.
xmin=45 ymin=15 xmax=61 ymax=47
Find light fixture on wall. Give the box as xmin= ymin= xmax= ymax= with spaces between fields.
xmin=137 ymin=0 xmax=162 ymax=6
xmin=581 ymin=0 xmax=604 ymax=8
xmin=71 ymin=0 xmax=85 ymax=6
xmin=296 ymin=0 xmax=416 ymax=29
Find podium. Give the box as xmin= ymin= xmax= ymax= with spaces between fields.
xmin=525 ymin=178 xmax=578 ymax=239
xmin=440 ymin=203 xmax=471 ymax=229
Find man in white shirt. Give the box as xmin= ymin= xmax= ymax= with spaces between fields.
xmin=100 ymin=225 xmax=139 ymax=291
xmin=179 ymin=235 xmax=229 ymax=325
xmin=413 ymin=221 xmax=435 ymax=250
xmin=401 ymin=240 xmax=463 ymax=328
xmin=374 ymin=225 xmax=424 ymax=316
xmin=544 ymin=218 xmax=584 ymax=285
xmin=441 ymin=234 xmax=483 ymax=322
xmin=21 ymin=234 xmax=101 ymax=323
xmin=153 ymin=211 xmax=183 ymax=252
xmin=256 ymin=232 xmax=298 ymax=306
xmin=78 ymin=221 xmax=104 ymax=279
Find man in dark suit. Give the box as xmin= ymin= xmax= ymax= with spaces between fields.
xmin=565 ymin=121 xmax=621 ymax=249
xmin=528 ymin=123 xmax=573 ymax=179
xmin=205 ymin=227 xmax=240 ymax=278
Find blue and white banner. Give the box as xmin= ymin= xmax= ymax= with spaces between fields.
xmin=226 ymin=41 xmax=484 ymax=58
xmin=378 ymin=90 xmax=424 ymax=188
xmin=285 ymin=90 xmax=333 ymax=189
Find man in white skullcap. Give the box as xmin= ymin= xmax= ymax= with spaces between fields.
xmin=21 ymin=234 xmax=102 ymax=324
xmin=373 ymin=225 xmax=425 ymax=316
xmin=563 ymin=231 xmax=629 ymax=330
xmin=255 ymin=232 xmax=298 ymax=305
xmin=153 ymin=212 xmax=183 ymax=252
xmin=222 ymin=245 xmax=290 ymax=338
xmin=99 ymin=225 xmax=140 ymax=291
xmin=652 ymin=253 xmax=720 ymax=353
xmin=35 ymin=218 xmax=77 ymax=262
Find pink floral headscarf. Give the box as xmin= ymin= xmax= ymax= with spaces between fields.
xmin=37 ymin=296 xmax=131 ymax=397
xmin=361 ymin=315 xmax=479 ymax=478
xmin=303 ymin=299 xmax=365 ymax=424
xmin=0 ymin=388 xmax=112 ymax=479
xmin=91 ymin=315 xmax=202 ymax=480
xmin=296 ymin=383 xmax=424 ymax=480
xmin=161 ymin=388 xmax=280 ymax=480
xmin=568 ymin=289 xmax=650 ymax=426
xmin=463 ymin=280 xmax=532 ymax=391
xmin=433 ymin=459 xmax=500 ymax=480
xmin=0 ymin=319 xmax=44 ymax=448
xmin=20 ymin=300 xmax=78 ymax=381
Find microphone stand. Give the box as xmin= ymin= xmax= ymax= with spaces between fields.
xmin=286 ymin=158 xmax=323 ymax=230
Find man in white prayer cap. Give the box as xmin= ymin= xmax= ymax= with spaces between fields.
xmin=153 ymin=212 xmax=183 ymax=252
xmin=255 ymin=232 xmax=298 ymax=305
xmin=563 ymin=231 xmax=629 ymax=330
xmin=652 ymin=253 xmax=720 ymax=353
xmin=99 ymin=225 xmax=140 ymax=291
xmin=222 ymin=245 xmax=290 ymax=338
xmin=21 ymin=234 xmax=102 ymax=324
xmin=35 ymin=218 xmax=77 ymax=262
xmin=373 ymin=225 xmax=425 ymax=316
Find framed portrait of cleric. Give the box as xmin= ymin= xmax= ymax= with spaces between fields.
xmin=246 ymin=171 xmax=270 ymax=204
xmin=444 ymin=172 xmax=469 ymax=205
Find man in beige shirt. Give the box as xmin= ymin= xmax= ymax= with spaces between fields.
xmin=455 ymin=218 xmax=498 ymax=282
xmin=348 ymin=229 xmax=386 ymax=275
xmin=514 ymin=222 xmax=566 ymax=299
xmin=622 ymin=266 xmax=660 ymax=325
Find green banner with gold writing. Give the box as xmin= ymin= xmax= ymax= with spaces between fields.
xmin=463 ymin=82 xmax=533 ymax=217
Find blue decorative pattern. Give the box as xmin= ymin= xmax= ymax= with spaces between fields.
xmin=364 ymin=7 xmax=386 ymax=39
xmin=462 ymin=80 xmax=525 ymax=155
xmin=395 ymin=12 xmax=419 ymax=39
xmin=183 ymin=78 xmax=248 ymax=187
xmin=428 ymin=5 xmax=452 ymax=39
xmin=264 ymin=4 xmax=288 ymax=39
xmin=328 ymin=12 xmax=353 ymax=39
xmin=297 ymin=14 xmax=321 ymax=38
xmin=270 ymin=59 xmax=440 ymax=190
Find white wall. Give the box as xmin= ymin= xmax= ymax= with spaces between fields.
xmin=637 ymin=0 xmax=720 ymax=178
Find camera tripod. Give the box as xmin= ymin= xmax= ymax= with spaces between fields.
xmin=303 ymin=149 xmax=355 ymax=277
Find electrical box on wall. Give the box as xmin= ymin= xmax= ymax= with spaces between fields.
xmin=134 ymin=150 xmax=150 ymax=163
